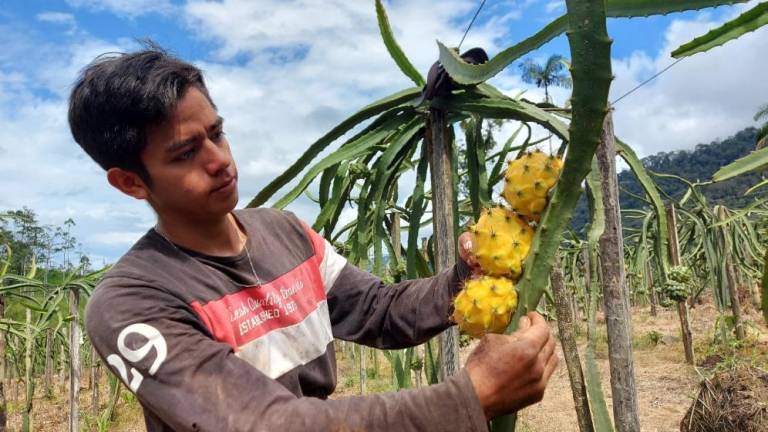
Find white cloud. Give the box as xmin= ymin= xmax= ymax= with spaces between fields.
xmin=545 ymin=1 xmax=564 ymax=14
xmin=609 ymin=2 xmax=768 ymax=157
xmin=2 ymin=0 xmax=521 ymax=262
xmin=37 ymin=11 xmax=77 ymax=34
xmin=179 ymin=0 xmax=515 ymax=223
xmin=0 ymin=29 xmax=152 ymax=261
xmin=3 ymin=0 xmax=764 ymax=264
xmin=65 ymin=0 xmax=174 ymax=17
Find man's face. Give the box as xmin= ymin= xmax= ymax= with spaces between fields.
xmin=141 ymin=86 xmax=239 ymax=223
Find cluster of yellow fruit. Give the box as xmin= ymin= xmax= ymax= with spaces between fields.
xmin=452 ymin=150 xmax=563 ymax=338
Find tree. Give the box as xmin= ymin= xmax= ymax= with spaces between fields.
xmin=518 ymin=54 xmax=572 ymax=104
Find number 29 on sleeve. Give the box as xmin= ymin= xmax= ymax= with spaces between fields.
xmin=106 ymin=323 xmax=168 ymax=392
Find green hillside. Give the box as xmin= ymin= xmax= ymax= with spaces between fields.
xmin=571 ymin=127 xmax=765 ymax=232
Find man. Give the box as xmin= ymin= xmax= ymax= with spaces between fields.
xmin=71 ymin=45 xmax=558 ymax=432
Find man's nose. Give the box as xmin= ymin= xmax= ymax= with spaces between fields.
xmin=202 ymin=139 xmax=231 ymax=175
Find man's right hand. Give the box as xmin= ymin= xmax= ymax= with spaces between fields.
xmin=465 ymin=312 xmax=559 ymax=420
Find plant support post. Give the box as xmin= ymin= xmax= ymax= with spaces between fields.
xmin=426 ymin=108 xmax=460 ymax=380
xmin=551 ymin=256 xmax=593 ymax=432
xmin=666 ymin=204 xmax=695 ymax=364
xmin=69 ymin=287 xmax=81 ymax=432
xmin=596 ymin=111 xmax=640 ymax=432
xmin=717 ymin=206 xmax=745 ymax=340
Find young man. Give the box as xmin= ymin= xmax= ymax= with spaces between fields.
xmin=70 ymin=46 xmax=558 ymax=432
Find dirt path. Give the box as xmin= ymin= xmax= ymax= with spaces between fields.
xmin=519 ymin=302 xmax=768 ymax=432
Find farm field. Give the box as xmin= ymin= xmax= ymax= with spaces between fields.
xmin=3 ymin=300 xmax=763 ymax=432
xmin=2 ymin=0 xmax=768 ymax=431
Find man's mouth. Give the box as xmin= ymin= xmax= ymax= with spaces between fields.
xmin=212 ymin=176 xmax=236 ymax=193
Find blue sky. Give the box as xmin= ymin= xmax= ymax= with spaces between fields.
xmin=1 ymin=0 xmax=765 ymax=264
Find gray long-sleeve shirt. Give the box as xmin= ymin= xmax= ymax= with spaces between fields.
xmin=86 ymin=207 xmax=487 ymax=431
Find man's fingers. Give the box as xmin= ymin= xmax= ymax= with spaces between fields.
xmin=527 ymin=312 xmax=547 ymax=327
xmin=457 ymin=231 xmax=483 ymax=273
xmin=519 ymin=317 xmax=551 ymax=349
xmin=517 ymin=315 xmax=531 ymax=330
xmin=458 ymin=232 xmax=473 ymax=256
xmin=542 ymin=349 xmax=559 ymax=382
xmin=538 ymin=333 xmax=556 ymax=363
xmin=462 ymin=239 xmax=473 ymax=254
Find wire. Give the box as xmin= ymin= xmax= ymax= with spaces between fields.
xmin=456 ymin=0 xmax=677 ymax=106
xmin=458 ymin=0 xmax=488 ymax=50
xmin=611 ymin=58 xmax=684 ymax=105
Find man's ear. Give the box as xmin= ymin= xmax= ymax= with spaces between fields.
xmin=106 ymin=167 xmax=150 ymax=200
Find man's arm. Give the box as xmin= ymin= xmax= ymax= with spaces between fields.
xmin=86 ymin=278 xmax=488 ymax=432
xmin=299 ymin=223 xmax=471 ymax=349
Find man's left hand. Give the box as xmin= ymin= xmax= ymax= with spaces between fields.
xmin=458 ymin=231 xmax=482 ymax=276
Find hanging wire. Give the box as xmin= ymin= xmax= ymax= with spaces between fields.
xmin=458 ymin=0 xmax=488 ymax=49
xmin=611 ymin=58 xmax=684 ymax=105
xmin=456 ymin=0 xmax=678 ymax=106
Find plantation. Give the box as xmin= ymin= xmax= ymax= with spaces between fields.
xmin=2 ymin=0 xmax=768 ymax=431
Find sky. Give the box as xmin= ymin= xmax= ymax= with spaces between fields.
xmin=0 ymin=0 xmax=766 ymax=265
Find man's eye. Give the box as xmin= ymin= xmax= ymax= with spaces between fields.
xmin=212 ymin=130 xmax=226 ymax=141
xmin=177 ymin=149 xmax=196 ymax=161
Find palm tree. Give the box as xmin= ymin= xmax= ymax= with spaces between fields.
xmin=755 ymin=104 xmax=768 ymax=149
xmin=519 ymin=54 xmax=572 ymax=104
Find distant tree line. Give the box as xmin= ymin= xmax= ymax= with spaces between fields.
xmin=571 ymin=127 xmax=765 ymax=232
xmin=0 ymin=208 xmax=91 ymax=278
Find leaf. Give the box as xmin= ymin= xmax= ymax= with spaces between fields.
xmin=272 ymin=110 xmax=418 ymax=209
xmin=318 ymin=164 xmax=338 ymax=211
xmin=0 ymin=244 xmax=10 ymax=278
xmin=616 ymin=138 xmax=670 ymax=274
xmin=672 ymin=2 xmax=768 ymax=58
xmin=437 ymin=16 xmax=568 ymax=85
xmin=313 ymin=162 xmax=350 ymax=233
xmin=247 ymin=87 xmax=421 ymax=208
xmin=488 ymin=123 xmax=526 ymax=185
xmin=711 ymin=197 xmax=768 ymax=226
xmin=375 ymin=0 xmax=425 ymax=86
xmin=365 ymin=122 xmax=422 ymax=274
xmin=762 ymin=247 xmax=768 ymax=325
xmin=433 ymin=93 xmax=570 ymax=142
xmin=585 ymin=346 xmax=615 ymax=432
xmin=745 ymin=177 xmax=768 ymax=195
xmin=465 ymin=117 xmax=491 ymax=218
xmin=406 ymin=143 xmax=430 ymax=279
xmin=712 ymin=145 xmax=768 ymax=182
xmin=586 ymin=158 xmax=606 ymax=247
xmin=607 ymin=0 xmax=747 ymax=17
xmin=424 ymin=339 xmax=439 ymax=385
xmin=438 ymin=0 xmax=747 ymax=85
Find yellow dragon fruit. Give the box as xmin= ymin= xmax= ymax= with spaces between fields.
xmin=470 ymin=206 xmax=534 ymax=278
xmin=502 ymin=150 xmax=563 ymax=218
xmin=453 ymin=276 xmax=518 ymax=338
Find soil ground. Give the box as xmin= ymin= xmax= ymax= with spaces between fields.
xmin=4 ymin=299 xmax=766 ymax=431
xmin=518 ymin=301 xmax=767 ymax=432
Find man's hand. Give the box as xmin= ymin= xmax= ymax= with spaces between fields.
xmin=465 ymin=312 xmax=559 ymax=420
xmin=457 ymin=231 xmax=481 ymax=275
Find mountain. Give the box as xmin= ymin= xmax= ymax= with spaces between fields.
xmin=571 ymin=127 xmax=764 ymax=232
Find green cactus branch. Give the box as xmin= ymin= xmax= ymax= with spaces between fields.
xmin=437 ymin=0 xmax=747 ymax=85
xmin=375 ymin=0 xmax=425 ymax=86
xmin=672 ymin=1 xmax=768 ymax=58
xmin=514 ymin=0 xmax=613 ymax=314
xmin=490 ymin=0 xmax=613 ymax=430
xmin=616 ymin=138 xmax=670 ymax=275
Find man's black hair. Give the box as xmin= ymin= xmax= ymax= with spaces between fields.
xmin=68 ymin=42 xmax=214 ymax=185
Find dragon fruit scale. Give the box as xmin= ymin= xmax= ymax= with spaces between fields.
xmin=502 ymin=150 xmax=563 ymax=218
xmin=452 ymin=276 xmax=518 ymax=338
xmin=470 ymin=206 xmax=534 ymax=278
